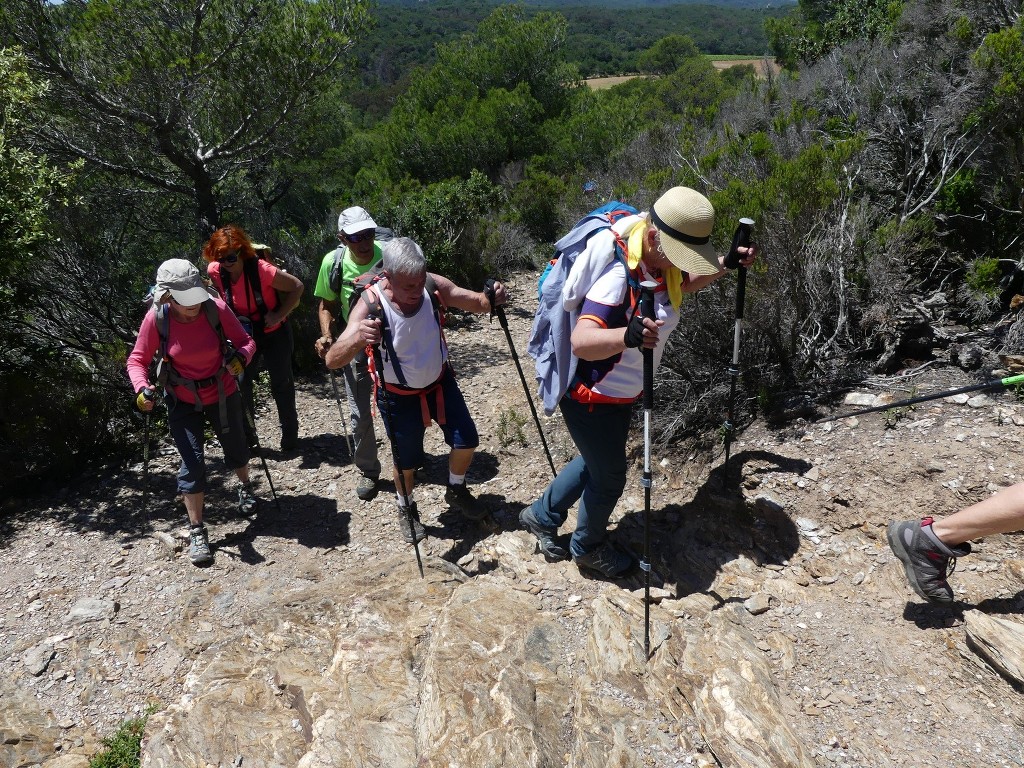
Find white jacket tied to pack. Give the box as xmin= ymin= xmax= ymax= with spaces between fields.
xmin=527 ymin=205 xmax=642 ymax=416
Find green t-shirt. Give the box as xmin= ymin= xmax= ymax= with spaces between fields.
xmin=313 ymin=242 xmax=383 ymax=323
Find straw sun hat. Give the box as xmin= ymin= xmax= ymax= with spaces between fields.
xmin=650 ymin=187 xmax=720 ymax=276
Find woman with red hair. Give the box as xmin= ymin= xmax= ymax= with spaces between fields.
xmin=203 ymin=225 xmax=304 ymax=451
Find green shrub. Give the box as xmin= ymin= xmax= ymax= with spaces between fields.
xmin=966 ymin=257 xmax=1001 ymax=300
xmin=89 ymin=707 xmax=156 ymax=768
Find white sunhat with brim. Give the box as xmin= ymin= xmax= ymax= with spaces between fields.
xmin=650 ymin=186 xmax=721 ymax=276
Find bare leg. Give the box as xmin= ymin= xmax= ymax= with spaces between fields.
xmin=393 ymin=468 xmax=416 ymax=501
xmin=449 ymin=447 xmax=474 ymax=477
xmin=183 ymin=492 xmax=204 ymax=526
xmin=932 ymin=482 xmax=1024 ymax=546
xmin=233 ymin=466 xmax=251 ymax=484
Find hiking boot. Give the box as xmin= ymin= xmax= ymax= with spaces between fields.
xmin=397 ymin=503 xmax=426 ymax=544
xmin=445 ymin=482 xmax=487 ymax=521
xmin=887 ymin=517 xmax=971 ymax=602
xmin=573 ymin=541 xmax=635 ymax=578
xmin=188 ymin=526 xmax=213 ymax=565
xmin=355 ymin=475 xmax=379 ymax=501
xmin=519 ymin=507 xmax=568 ymax=561
xmin=238 ymin=483 xmax=259 ymax=516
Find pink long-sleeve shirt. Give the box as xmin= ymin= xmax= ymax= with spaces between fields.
xmin=127 ymin=298 xmax=256 ymax=406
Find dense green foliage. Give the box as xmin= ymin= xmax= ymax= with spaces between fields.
xmin=2 ymin=0 xmax=1024 ymax=490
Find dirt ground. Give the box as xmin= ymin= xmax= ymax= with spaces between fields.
xmin=2 ymin=272 xmax=1024 ymax=766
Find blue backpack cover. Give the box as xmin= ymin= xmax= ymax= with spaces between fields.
xmin=527 ymin=201 xmax=640 ymax=416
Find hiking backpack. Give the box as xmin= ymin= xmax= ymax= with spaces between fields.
xmin=527 ymin=200 xmax=643 ymax=416
xmin=218 ymin=256 xmax=275 ymax=335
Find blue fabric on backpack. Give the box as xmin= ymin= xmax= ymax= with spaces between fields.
xmin=528 ymin=201 xmax=640 ymax=417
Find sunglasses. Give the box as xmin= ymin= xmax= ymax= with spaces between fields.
xmin=344 ymin=230 xmax=375 ymax=244
xmin=218 ymin=250 xmax=240 ymax=264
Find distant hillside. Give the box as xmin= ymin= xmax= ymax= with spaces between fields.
xmin=359 ymin=0 xmax=788 ymax=99
xmin=379 ymin=0 xmax=797 ymax=7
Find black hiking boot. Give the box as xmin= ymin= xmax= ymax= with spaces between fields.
xmin=445 ymin=482 xmax=487 ymax=521
xmin=573 ymin=541 xmax=635 ymax=578
xmin=519 ymin=507 xmax=568 ymax=561
xmin=397 ymin=503 xmax=426 ymax=544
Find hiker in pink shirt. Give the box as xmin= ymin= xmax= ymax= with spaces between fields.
xmin=127 ymin=258 xmax=257 ymax=566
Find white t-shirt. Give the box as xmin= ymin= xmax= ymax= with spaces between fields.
xmin=375 ymin=287 xmax=447 ymax=389
xmin=575 ymin=261 xmax=680 ymax=401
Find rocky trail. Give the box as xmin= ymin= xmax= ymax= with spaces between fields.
xmin=3 ymin=274 xmax=1024 ymax=767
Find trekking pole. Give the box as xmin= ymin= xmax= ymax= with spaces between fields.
xmin=239 ymin=383 xmax=283 ymax=514
xmin=722 ymin=217 xmax=756 ymax=466
xmin=485 ymin=280 xmax=557 ymax=477
xmin=638 ymin=280 xmax=658 ymax=661
xmin=138 ymin=387 xmax=160 ymax=517
xmin=140 ymin=411 xmax=152 ymax=516
xmin=367 ymin=312 xmax=425 ymax=579
xmin=818 ymin=373 xmax=1024 ymax=422
xmin=329 ymin=368 xmax=356 ymax=456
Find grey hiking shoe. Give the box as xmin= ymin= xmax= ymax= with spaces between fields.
xmin=573 ymin=541 xmax=635 ymax=578
xmin=397 ymin=503 xmax=426 ymax=544
xmin=445 ymin=482 xmax=487 ymax=521
xmin=355 ymin=475 xmax=379 ymax=502
xmin=188 ymin=525 xmax=213 ymax=565
xmin=887 ymin=517 xmax=971 ymax=602
xmin=238 ymin=483 xmax=259 ymax=515
xmin=519 ymin=507 xmax=568 ymax=561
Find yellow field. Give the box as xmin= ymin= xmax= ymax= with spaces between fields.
xmin=585 ymin=58 xmax=779 ymax=90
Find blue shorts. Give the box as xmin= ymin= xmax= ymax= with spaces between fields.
xmin=376 ymin=365 xmax=479 ymax=470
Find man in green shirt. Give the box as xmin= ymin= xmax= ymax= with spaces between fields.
xmin=313 ymin=206 xmax=389 ymax=500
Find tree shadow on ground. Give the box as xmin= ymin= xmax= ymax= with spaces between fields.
xmin=211 ymin=493 xmax=348 ymax=566
xmin=614 ymin=449 xmax=808 ymax=599
xmin=0 ymin=441 xmax=348 ymax=562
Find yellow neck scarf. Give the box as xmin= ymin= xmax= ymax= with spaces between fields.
xmin=625 ymin=220 xmax=683 ymax=310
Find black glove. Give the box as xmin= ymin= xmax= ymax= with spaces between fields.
xmin=623 ymin=313 xmax=646 ymax=348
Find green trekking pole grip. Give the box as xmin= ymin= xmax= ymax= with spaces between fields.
xmin=638 ymin=280 xmax=657 ymax=661
xmin=820 ymin=373 xmax=1024 ymax=421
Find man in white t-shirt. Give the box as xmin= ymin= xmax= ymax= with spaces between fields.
xmin=325 ymin=237 xmax=507 ymax=545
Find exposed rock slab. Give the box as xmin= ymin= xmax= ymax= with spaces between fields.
xmin=965 ymin=610 xmax=1024 ymax=688
xmin=679 ymin=605 xmax=813 ymax=768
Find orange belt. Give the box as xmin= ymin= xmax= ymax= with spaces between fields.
xmin=383 ymin=370 xmax=447 ymax=426
xmin=567 ymin=380 xmax=638 ymax=407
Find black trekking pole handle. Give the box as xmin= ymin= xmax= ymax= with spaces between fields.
xmin=485 ymin=278 xmax=558 ymax=477
xmin=723 ymin=217 xmax=755 ymax=466
xmin=638 ymin=280 xmax=657 ymax=660
xmin=368 ymin=312 xmax=425 ymax=578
